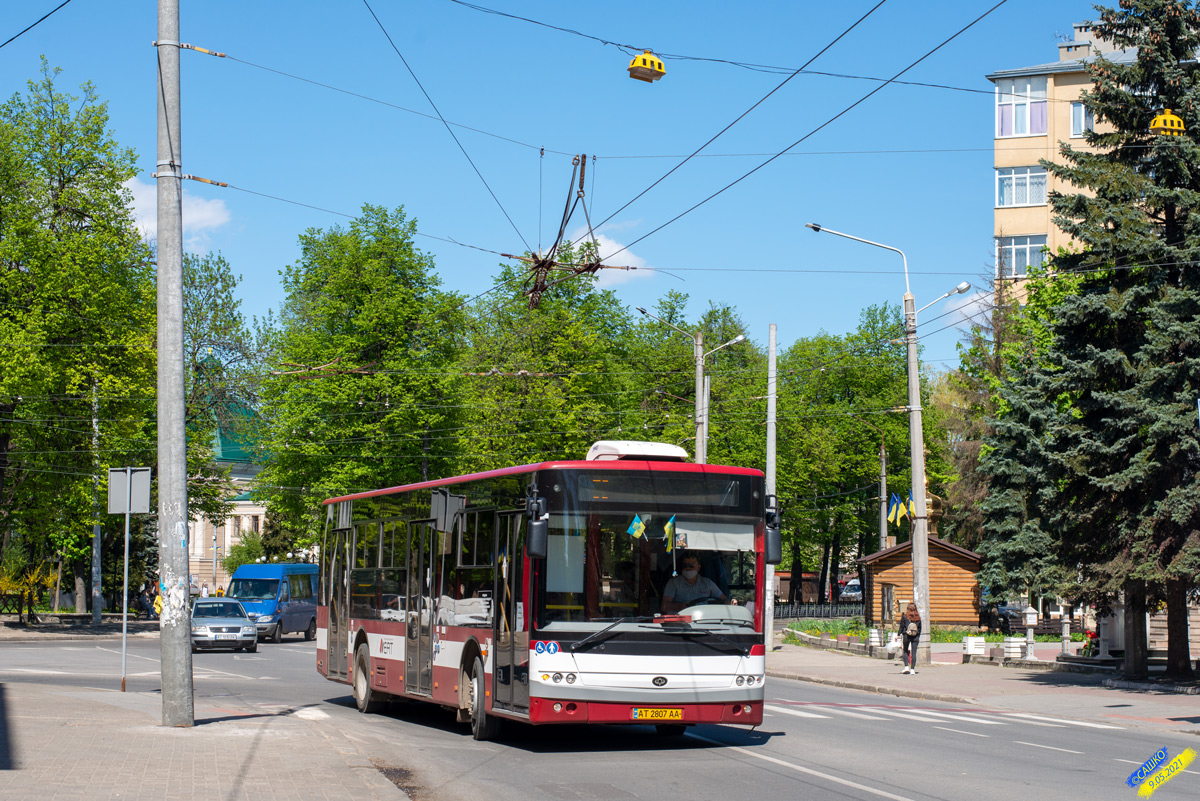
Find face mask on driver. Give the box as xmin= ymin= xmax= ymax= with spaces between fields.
xmin=682 ymin=569 xmax=699 ymax=580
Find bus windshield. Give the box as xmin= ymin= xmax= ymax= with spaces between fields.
xmin=537 ymin=469 xmax=761 ymax=629
xmin=227 ymin=578 xmax=279 ymax=601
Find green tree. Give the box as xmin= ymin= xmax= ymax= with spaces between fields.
xmin=0 ymin=62 xmax=156 ymax=610
xmin=254 ymin=204 xmax=467 ymax=544
xmin=984 ymin=0 xmax=1200 ymax=677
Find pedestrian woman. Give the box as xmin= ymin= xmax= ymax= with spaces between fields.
xmin=901 ymin=602 xmax=921 ymax=674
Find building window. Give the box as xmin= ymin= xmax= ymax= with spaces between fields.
xmin=996 ymin=166 xmax=1047 ymax=207
xmin=1070 ymin=102 xmax=1094 ymax=137
xmin=996 ymin=76 xmax=1047 ymax=137
xmin=996 ymin=235 xmax=1048 ymax=278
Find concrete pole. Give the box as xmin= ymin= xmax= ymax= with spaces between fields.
xmin=694 ymin=332 xmax=705 ymax=464
xmin=904 ymin=292 xmax=931 ymax=667
xmin=121 ymin=467 xmax=131 ymax=692
xmin=91 ymin=383 xmax=102 ymax=625
xmin=765 ymin=324 xmax=777 ymax=651
xmin=878 ymin=440 xmax=887 ymax=553
xmin=702 ymin=375 xmax=711 ymax=463
xmin=156 ymin=0 xmax=195 ymax=726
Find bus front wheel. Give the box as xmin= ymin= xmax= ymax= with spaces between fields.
xmin=354 ymin=643 xmax=383 ymax=714
xmin=469 ymin=657 xmax=500 ymax=741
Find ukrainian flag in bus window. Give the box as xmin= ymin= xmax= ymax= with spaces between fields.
xmin=664 ymin=515 xmax=677 ymax=552
xmin=627 ymin=514 xmax=645 ymax=539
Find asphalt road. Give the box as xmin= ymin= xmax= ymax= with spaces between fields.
xmin=2 ymin=639 xmax=1198 ymax=801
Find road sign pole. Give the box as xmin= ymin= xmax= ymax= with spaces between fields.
xmin=122 ymin=467 xmax=131 ymax=692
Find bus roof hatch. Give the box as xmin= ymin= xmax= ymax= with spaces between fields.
xmin=585 ymin=440 xmax=690 ymax=462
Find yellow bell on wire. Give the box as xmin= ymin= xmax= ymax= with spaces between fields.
xmin=1151 ymin=108 xmax=1185 ymax=136
xmin=628 ymin=50 xmax=666 ymax=83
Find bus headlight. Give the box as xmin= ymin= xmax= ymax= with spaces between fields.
xmin=736 ymin=676 xmax=745 ymax=686
xmin=565 ymin=673 xmax=576 ymax=684
xmin=552 ymin=672 xmax=563 ymax=683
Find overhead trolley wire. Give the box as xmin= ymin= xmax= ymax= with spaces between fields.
xmin=0 ymin=0 xmax=74 ymax=50
xmin=361 ymin=0 xmax=532 ymax=254
xmin=599 ymin=0 xmax=1010 ymax=264
xmin=575 ymin=0 xmax=890 ymax=246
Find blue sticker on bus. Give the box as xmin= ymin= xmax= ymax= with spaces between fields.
xmin=547 ymin=641 xmax=559 ymax=654
xmin=535 ymin=641 xmax=546 ymax=654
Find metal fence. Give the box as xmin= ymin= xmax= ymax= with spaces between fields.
xmin=773 ymin=602 xmax=864 ymax=619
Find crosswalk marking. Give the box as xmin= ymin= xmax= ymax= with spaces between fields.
xmin=863 ymin=707 xmax=957 ymax=723
xmin=809 ymin=706 xmax=890 ymax=721
xmin=764 ymin=704 xmax=828 ymax=719
xmin=883 ymin=708 xmax=1006 ymax=726
xmin=1001 ymin=712 xmax=1122 ymax=730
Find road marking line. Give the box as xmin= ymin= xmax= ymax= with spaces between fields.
xmin=764 ymin=704 xmax=828 ymax=719
xmin=1002 ymin=712 xmax=1121 ymax=730
xmin=687 ymin=732 xmax=916 ymax=801
xmin=891 ymin=708 xmax=1005 ymax=726
xmin=2 ymin=668 xmax=69 ymax=675
xmin=862 ymin=708 xmax=954 ymax=723
xmin=809 ymin=706 xmax=890 ymax=721
xmin=933 ymin=726 xmax=989 ymax=738
xmin=1015 ymin=741 xmax=1085 ymax=754
xmin=95 ymin=646 xmax=159 ymax=663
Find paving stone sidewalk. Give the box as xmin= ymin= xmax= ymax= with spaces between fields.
xmin=0 ymin=682 xmax=405 ymax=801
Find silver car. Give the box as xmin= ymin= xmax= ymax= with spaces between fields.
xmin=191 ymin=598 xmax=258 ymax=653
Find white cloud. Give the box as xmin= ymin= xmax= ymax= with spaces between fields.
xmin=940 ymin=288 xmax=993 ymax=331
xmin=567 ymin=226 xmax=654 ymax=288
xmin=124 ymin=177 xmax=231 ymax=249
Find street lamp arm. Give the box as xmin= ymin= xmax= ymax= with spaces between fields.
xmin=704 ymin=333 xmax=746 ymax=359
xmin=806 ymin=223 xmax=909 ymax=294
xmin=636 ymin=306 xmax=696 ymax=342
xmin=916 ymin=281 xmax=971 ymax=316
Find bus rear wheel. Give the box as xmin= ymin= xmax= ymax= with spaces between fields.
xmin=469 ymin=656 xmax=500 ymax=741
xmin=354 ymin=643 xmax=383 ymax=714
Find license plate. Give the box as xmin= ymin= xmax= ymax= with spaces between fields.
xmin=631 ymin=708 xmax=682 ymax=721
xmin=215 ymin=634 xmax=238 ymax=640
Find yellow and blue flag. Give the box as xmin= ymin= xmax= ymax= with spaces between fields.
xmin=887 ymin=493 xmax=900 ymax=524
xmin=627 ymin=514 xmax=645 ymax=539
xmin=664 ymin=515 xmax=674 ymax=552
xmin=907 ymin=492 xmax=916 ymax=518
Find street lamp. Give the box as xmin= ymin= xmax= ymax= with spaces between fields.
xmin=806 ymin=222 xmax=970 ymax=666
xmin=636 ymin=307 xmax=745 ymax=463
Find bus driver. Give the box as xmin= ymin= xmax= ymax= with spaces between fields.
xmin=662 ymin=554 xmax=727 ymax=613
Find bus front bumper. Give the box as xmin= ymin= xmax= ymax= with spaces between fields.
xmin=527 ymin=698 xmax=763 ymax=726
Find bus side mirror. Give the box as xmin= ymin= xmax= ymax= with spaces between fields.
xmin=764 ymin=495 xmax=782 ymax=566
xmin=526 ymin=495 xmax=549 ymax=559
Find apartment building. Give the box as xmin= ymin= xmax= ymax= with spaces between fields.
xmin=986 ymin=22 xmax=1135 ymax=280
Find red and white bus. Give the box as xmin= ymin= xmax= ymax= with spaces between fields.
xmin=316 ymin=440 xmax=782 ymax=739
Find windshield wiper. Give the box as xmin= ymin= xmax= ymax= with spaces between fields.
xmin=570 ymin=617 xmax=655 ymax=653
xmin=660 ymin=626 xmax=749 ymax=656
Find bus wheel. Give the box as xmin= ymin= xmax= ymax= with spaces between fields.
xmin=305 ymin=619 xmax=316 ymax=641
xmin=354 ymin=643 xmax=383 ymax=714
xmin=655 ymin=724 xmax=686 ymax=737
xmin=469 ymin=656 xmax=500 ymax=741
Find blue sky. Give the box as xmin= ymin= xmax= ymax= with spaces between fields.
xmin=1 ymin=0 xmax=1098 ymax=369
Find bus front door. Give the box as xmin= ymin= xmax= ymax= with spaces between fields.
xmin=405 ymin=519 xmax=436 ymax=696
xmin=327 ymin=528 xmax=350 ymax=680
xmin=493 ymin=511 xmax=529 ymax=714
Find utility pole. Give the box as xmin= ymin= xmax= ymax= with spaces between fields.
xmin=764 ymin=324 xmax=777 ymax=651
xmin=694 ymin=332 xmax=705 ymax=464
xmin=156 ymin=0 xmax=194 ymax=726
xmin=91 ymin=383 xmax=101 ymax=625
xmin=877 ymin=440 xmax=887 ymax=553
xmin=904 ymin=291 xmax=931 ymax=667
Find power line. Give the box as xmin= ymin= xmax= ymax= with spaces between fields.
xmin=0 ymin=0 xmax=74 ymax=50
xmin=361 ymin=0 xmax=532 ymax=253
xmin=576 ymin=0 xmax=890 ymax=245
xmin=600 ymin=0 xmax=1010 ymax=263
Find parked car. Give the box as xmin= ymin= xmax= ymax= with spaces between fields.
xmin=191 ymin=598 xmax=258 ymax=653
xmin=840 ymin=578 xmax=863 ymax=602
xmin=226 ymin=562 xmax=318 ymax=642
xmin=981 ymin=603 xmax=1023 ymax=634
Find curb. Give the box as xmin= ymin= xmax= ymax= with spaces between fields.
xmin=1103 ymin=678 xmax=1200 ymax=695
xmin=766 ymin=668 xmax=978 ymax=706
